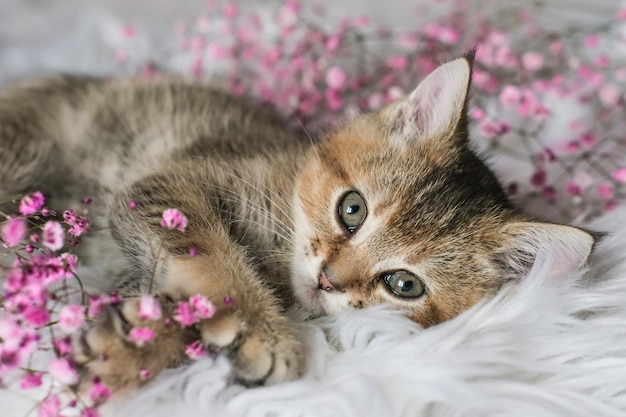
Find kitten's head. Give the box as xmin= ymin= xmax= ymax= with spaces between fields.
xmin=290 ymin=54 xmax=597 ymax=326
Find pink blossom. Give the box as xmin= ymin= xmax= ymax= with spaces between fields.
xmin=161 ymin=208 xmax=188 ymax=232
xmin=565 ymin=182 xmax=583 ymax=197
xmin=128 ymin=327 xmax=156 ymax=346
xmin=88 ymin=295 xmax=109 ymax=318
xmin=19 ymin=192 xmax=45 ymax=216
xmin=599 ymin=84 xmax=621 ymax=107
xmin=222 ymin=2 xmax=239 ymax=18
xmin=522 ymin=51 xmax=544 ymax=71
xmin=20 ymin=372 xmax=43 ymax=389
xmin=89 ymin=382 xmax=112 ymax=404
xmin=185 ymin=340 xmax=208 ymax=360
xmin=325 ymin=67 xmax=347 ymax=90
xmin=42 ymin=221 xmax=64 ymax=251
xmin=49 ymin=358 xmax=79 ymax=385
xmin=53 ymin=337 xmax=73 ymax=356
xmin=1 ymin=217 xmax=27 ymax=247
xmin=81 ymin=408 xmax=100 ymax=417
xmin=612 ymin=167 xmax=626 ymax=183
xmin=38 ymin=394 xmax=61 ymax=417
xmin=189 ymin=294 xmax=216 ymax=319
xmin=597 ymin=183 xmax=614 ymax=200
xmin=223 ymin=296 xmax=233 ymax=306
xmin=68 ymin=216 xmax=90 ymax=237
xmin=24 ymin=307 xmax=50 ymax=327
xmin=617 ymin=8 xmax=626 ymax=21
xmin=173 ymin=302 xmax=197 ymax=327
xmin=129 ymin=200 xmax=137 ymax=209
xmin=542 ymin=186 xmax=556 ymax=201
xmin=138 ymin=295 xmax=162 ymax=320
xmin=189 ymin=247 xmax=199 ymax=256
xmin=325 ymin=35 xmax=340 ymax=53
xmin=63 ymin=210 xmax=77 ymax=225
xmin=499 ymin=85 xmax=521 ymax=106
xmin=584 ymin=34 xmax=599 ymax=47
xmin=139 ymin=368 xmax=152 ymax=380
xmin=123 ymin=25 xmax=137 ymax=38
xmin=59 ymin=305 xmax=86 ymax=333
xmin=530 ymin=170 xmax=547 ymax=187
xmin=385 ymin=56 xmax=408 ymax=70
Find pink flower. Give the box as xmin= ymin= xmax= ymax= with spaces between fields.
xmin=88 ymin=295 xmax=109 ymax=318
xmin=161 ymin=209 xmax=188 ymax=232
xmin=499 ymin=85 xmax=521 ymax=106
xmin=42 ymin=221 xmax=64 ymax=251
xmin=139 ymin=368 xmax=152 ymax=380
xmin=185 ymin=340 xmax=208 ymax=360
xmin=123 ymin=25 xmax=137 ymax=38
xmin=81 ymin=408 xmax=100 ymax=417
xmin=617 ymin=8 xmax=626 ymax=21
xmin=530 ymin=170 xmax=547 ymax=187
xmin=1 ymin=217 xmax=27 ymax=247
xmin=612 ymin=168 xmax=626 ymax=183
xmin=584 ymin=34 xmax=599 ymax=47
xmin=24 ymin=307 xmax=50 ymax=327
xmin=20 ymin=372 xmax=43 ymax=389
xmin=521 ymin=51 xmax=544 ymax=71
xmin=128 ymin=327 xmax=156 ymax=346
xmin=189 ymin=294 xmax=216 ymax=319
xmin=89 ymin=382 xmax=112 ymax=404
xmin=189 ymin=247 xmax=199 ymax=257
xmin=597 ymin=184 xmax=614 ymax=200
xmin=68 ymin=216 xmax=90 ymax=237
xmin=223 ymin=296 xmax=233 ymax=306
xmin=325 ymin=67 xmax=347 ymax=90
xmin=59 ymin=305 xmax=86 ymax=333
xmin=173 ymin=302 xmax=197 ymax=327
xmin=38 ymin=394 xmax=61 ymax=417
xmin=19 ymin=192 xmax=45 ymax=216
xmin=325 ymin=35 xmax=340 ymax=52
xmin=222 ymin=2 xmax=239 ymax=18
xmin=138 ymin=295 xmax=162 ymax=320
xmin=49 ymin=358 xmax=79 ymax=385
xmin=599 ymin=84 xmax=621 ymax=107
xmin=53 ymin=337 xmax=73 ymax=356
xmin=565 ymin=182 xmax=583 ymax=197
xmin=63 ymin=210 xmax=77 ymax=225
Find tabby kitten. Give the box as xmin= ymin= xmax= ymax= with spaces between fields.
xmin=0 ymin=54 xmax=596 ymax=394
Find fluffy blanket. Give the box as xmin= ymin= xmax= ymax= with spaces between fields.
xmin=2 ymin=1 xmax=626 ymax=416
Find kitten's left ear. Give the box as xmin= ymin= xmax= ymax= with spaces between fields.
xmin=382 ymin=52 xmax=474 ymax=145
xmin=497 ymin=222 xmax=597 ymax=281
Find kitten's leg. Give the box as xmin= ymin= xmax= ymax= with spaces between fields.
xmin=75 ymin=169 xmax=304 ymax=393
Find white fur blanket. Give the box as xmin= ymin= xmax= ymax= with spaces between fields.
xmin=2 ymin=1 xmax=626 ymax=416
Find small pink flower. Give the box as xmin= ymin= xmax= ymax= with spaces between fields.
xmin=542 ymin=186 xmax=556 ymax=201
xmin=530 ymin=170 xmax=547 ymax=187
xmin=138 ymin=295 xmax=162 ymax=320
xmin=223 ymin=296 xmax=233 ymax=306
xmin=59 ymin=305 xmax=86 ymax=333
xmin=20 ymin=372 xmax=43 ymax=389
xmin=139 ymin=368 xmax=151 ymax=380
xmin=38 ymin=394 xmax=61 ymax=417
xmin=128 ymin=327 xmax=156 ymax=347
xmin=161 ymin=209 xmax=188 ymax=232
xmin=189 ymin=294 xmax=216 ymax=319
xmin=24 ymin=307 xmax=50 ymax=327
xmin=49 ymin=358 xmax=79 ymax=385
xmin=325 ymin=67 xmax=347 ymax=90
xmin=189 ymin=247 xmax=199 ymax=256
xmin=499 ymin=85 xmax=521 ymax=106
xmin=42 ymin=221 xmax=64 ymax=251
xmin=68 ymin=216 xmax=90 ymax=237
xmin=599 ymin=84 xmax=621 ymax=107
xmin=584 ymin=34 xmax=599 ymax=47
xmin=123 ymin=25 xmax=137 ymax=38
xmin=521 ymin=51 xmax=544 ymax=71
xmin=129 ymin=200 xmax=137 ymax=209
xmin=88 ymin=295 xmax=109 ymax=318
xmin=612 ymin=167 xmax=626 ymax=183
xmin=565 ymin=181 xmax=583 ymax=197
xmin=1 ymin=217 xmax=27 ymax=247
xmin=597 ymin=184 xmax=614 ymax=200
xmin=173 ymin=302 xmax=197 ymax=327
xmin=53 ymin=337 xmax=73 ymax=356
xmin=89 ymin=382 xmax=112 ymax=404
xmin=617 ymin=8 xmax=626 ymax=21
xmin=325 ymin=35 xmax=340 ymax=52
xmin=185 ymin=340 xmax=208 ymax=360
xmin=63 ymin=210 xmax=77 ymax=225
xmin=81 ymin=407 xmax=100 ymax=417
xmin=19 ymin=192 xmax=45 ymax=216
xmin=222 ymin=2 xmax=239 ymax=18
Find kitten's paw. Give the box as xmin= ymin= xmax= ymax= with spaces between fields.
xmin=72 ymin=297 xmax=194 ymax=396
xmin=200 ymin=311 xmax=305 ymax=385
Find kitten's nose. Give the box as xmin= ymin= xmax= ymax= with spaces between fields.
xmin=318 ymin=269 xmax=336 ymax=292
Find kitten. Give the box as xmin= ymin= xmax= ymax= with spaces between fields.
xmin=0 ymin=53 xmax=597 ymax=394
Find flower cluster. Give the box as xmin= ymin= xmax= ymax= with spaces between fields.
xmin=115 ymin=0 xmax=626 ymax=222
xmin=1 ymin=194 xmax=220 ymax=416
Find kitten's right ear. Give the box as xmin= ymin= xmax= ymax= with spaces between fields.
xmin=381 ymin=52 xmax=474 ymax=146
xmin=496 ymin=222 xmax=596 ymax=281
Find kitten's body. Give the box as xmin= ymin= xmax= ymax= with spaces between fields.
xmin=0 ymin=56 xmax=596 ymax=393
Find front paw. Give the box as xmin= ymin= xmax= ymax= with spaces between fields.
xmin=200 ymin=311 xmax=305 ymax=385
xmin=72 ymin=297 xmax=195 ymax=396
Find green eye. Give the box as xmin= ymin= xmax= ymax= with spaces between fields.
xmin=383 ymin=271 xmax=425 ymax=298
xmin=338 ymin=191 xmax=367 ymax=233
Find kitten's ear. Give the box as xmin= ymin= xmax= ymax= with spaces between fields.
xmin=497 ymin=222 xmax=596 ymax=281
xmin=382 ymin=52 xmax=473 ymax=145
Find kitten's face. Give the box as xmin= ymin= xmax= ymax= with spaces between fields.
xmin=290 ymin=56 xmax=595 ymax=327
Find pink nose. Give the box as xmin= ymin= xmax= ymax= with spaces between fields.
xmin=318 ymin=269 xmax=335 ymax=291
